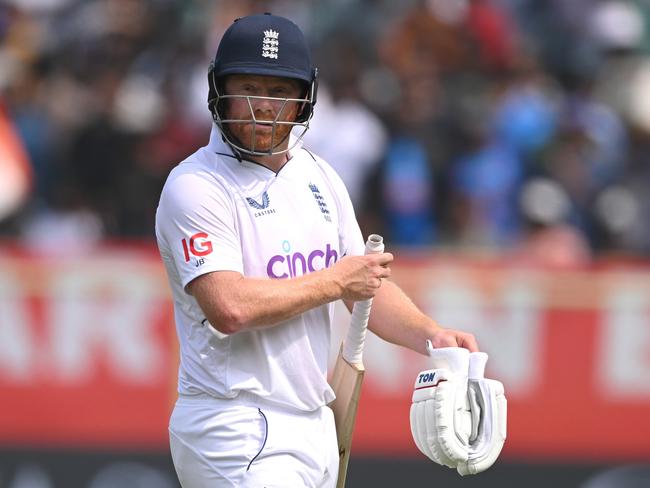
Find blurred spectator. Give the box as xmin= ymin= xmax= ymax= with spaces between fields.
xmin=380 ymin=137 xmax=437 ymax=246
xmin=449 ymin=134 xmax=522 ymax=247
xmin=445 ymin=58 xmax=559 ymax=247
xmin=491 ymin=67 xmax=559 ymax=158
xmin=1 ymin=0 xmax=650 ymax=258
xmin=378 ymin=0 xmax=471 ymax=78
xmin=592 ymin=184 xmax=642 ymax=252
xmin=465 ymin=0 xmax=518 ymax=72
xmin=512 ymin=177 xmax=592 ymax=267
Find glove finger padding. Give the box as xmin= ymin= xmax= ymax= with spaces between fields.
xmin=410 ymin=345 xmax=507 ymax=476
xmin=410 ymin=347 xmax=472 ymax=469
xmin=410 ymin=399 xmax=434 ymax=462
xmin=456 ymin=377 xmax=507 ymax=476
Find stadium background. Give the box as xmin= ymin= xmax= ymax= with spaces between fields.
xmin=1 ymin=0 xmax=650 ymax=487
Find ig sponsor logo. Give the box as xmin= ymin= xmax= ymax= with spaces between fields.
xmin=181 ymin=232 xmax=213 ymax=263
xmin=267 ymin=240 xmax=338 ymax=278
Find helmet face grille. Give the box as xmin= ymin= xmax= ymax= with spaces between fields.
xmin=207 ymin=14 xmax=318 ymax=157
xmin=208 ymin=71 xmax=316 ymax=157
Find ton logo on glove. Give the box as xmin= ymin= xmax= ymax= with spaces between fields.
xmin=410 ymin=341 xmax=507 ymax=475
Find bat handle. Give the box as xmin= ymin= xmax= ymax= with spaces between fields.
xmin=342 ymin=234 xmax=384 ymax=365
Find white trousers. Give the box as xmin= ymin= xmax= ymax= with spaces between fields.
xmin=169 ymin=393 xmax=339 ymax=487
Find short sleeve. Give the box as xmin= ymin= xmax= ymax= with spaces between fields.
xmin=156 ymin=166 xmax=243 ymax=289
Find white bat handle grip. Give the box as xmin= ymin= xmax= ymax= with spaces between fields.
xmin=342 ymin=234 xmax=384 ymax=365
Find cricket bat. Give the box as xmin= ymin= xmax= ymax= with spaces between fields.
xmin=329 ymin=234 xmax=384 ymax=488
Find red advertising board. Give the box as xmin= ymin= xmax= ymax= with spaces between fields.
xmin=0 ymin=247 xmax=177 ymax=449
xmin=0 ymin=245 xmax=649 ymax=462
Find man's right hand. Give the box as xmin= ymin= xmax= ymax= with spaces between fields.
xmin=330 ymin=253 xmax=393 ymax=301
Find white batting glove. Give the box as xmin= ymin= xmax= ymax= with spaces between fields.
xmin=410 ymin=345 xmax=472 ymax=468
xmin=409 ymin=342 xmax=507 ymax=475
xmin=457 ymin=352 xmax=507 ymax=475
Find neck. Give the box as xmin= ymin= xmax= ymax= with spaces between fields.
xmin=248 ymin=151 xmax=290 ymax=173
xmin=208 ymin=125 xmax=294 ymax=173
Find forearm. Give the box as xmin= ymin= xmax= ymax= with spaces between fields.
xmin=191 ymin=269 xmax=342 ymax=334
xmin=365 ymin=280 xmax=443 ymax=355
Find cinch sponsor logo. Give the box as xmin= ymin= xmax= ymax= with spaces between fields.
xmin=181 ymin=232 xmax=213 ymax=262
xmin=267 ymin=240 xmax=338 ymax=278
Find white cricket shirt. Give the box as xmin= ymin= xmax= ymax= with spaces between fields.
xmin=156 ymin=126 xmax=365 ymax=412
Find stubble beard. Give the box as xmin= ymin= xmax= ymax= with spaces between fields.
xmin=227 ymin=121 xmax=291 ymax=153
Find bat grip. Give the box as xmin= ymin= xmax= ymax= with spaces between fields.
xmin=342 ymin=234 xmax=384 ymax=365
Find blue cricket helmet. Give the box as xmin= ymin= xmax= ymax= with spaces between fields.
xmin=211 ymin=13 xmax=316 ymax=84
xmin=208 ymin=13 xmax=318 ymax=127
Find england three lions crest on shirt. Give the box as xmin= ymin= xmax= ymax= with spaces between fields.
xmin=309 ymin=183 xmax=331 ymax=222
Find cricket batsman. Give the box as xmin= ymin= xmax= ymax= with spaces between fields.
xmin=155 ymin=12 xmax=506 ymax=488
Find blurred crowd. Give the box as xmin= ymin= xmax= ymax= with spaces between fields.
xmin=2 ymin=0 xmax=650 ymax=263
